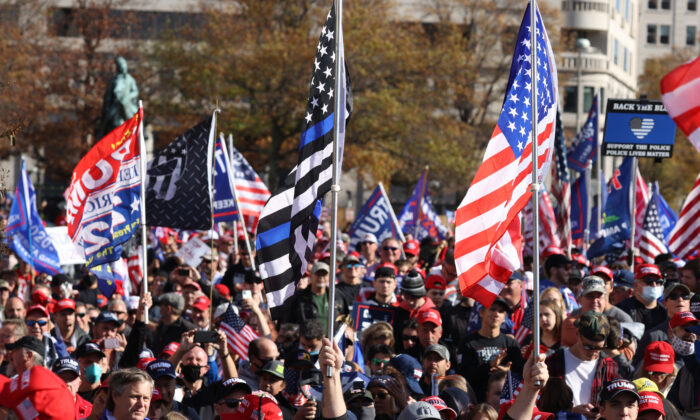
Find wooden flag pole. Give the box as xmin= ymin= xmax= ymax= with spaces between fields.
xmin=137 ymin=101 xmax=149 ymax=324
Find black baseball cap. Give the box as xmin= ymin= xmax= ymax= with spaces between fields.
xmin=6 ymin=336 xmax=45 ymax=357
xmin=73 ymin=342 xmax=106 ymax=359
xmin=600 ymin=379 xmax=639 ymax=403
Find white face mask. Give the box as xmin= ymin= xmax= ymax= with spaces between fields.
xmin=641 ymin=285 xmax=663 ymax=302
xmin=671 ymin=334 xmax=695 ymax=356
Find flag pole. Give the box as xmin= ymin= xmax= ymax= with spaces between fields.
xmin=326 ymin=0 xmax=343 ymax=378
xmin=21 ymin=159 xmax=35 ymax=283
xmin=228 ymin=135 xmax=239 ymax=255
xmin=529 ymin=0 xmax=542 ymax=384
xmin=379 ymin=182 xmax=407 ymax=243
xmin=630 ymin=157 xmax=638 ymax=272
xmin=137 ymin=101 xmax=149 ymax=324
xmin=414 ymin=166 xmax=429 ymax=239
xmin=584 ymin=162 xmax=592 ymax=252
xmin=208 ymin=108 xmax=220 ymax=330
xmin=225 ymin=134 xmax=256 ymax=271
xmin=595 ymin=91 xmax=602 ymax=236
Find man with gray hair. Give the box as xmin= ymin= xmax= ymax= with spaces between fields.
xmin=0 ymin=318 xmax=27 ymax=376
xmin=106 ymin=367 xmax=153 ymax=420
xmin=5 ymin=335 xmax=45 ymax=375
xmin=149 ymin=292 xmax=195 ymax=355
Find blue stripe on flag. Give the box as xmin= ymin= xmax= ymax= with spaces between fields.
xmin=300 ymin=113 xmax=335 ymax=149
xmin=257 ymin=221 xmax=291 ymax=249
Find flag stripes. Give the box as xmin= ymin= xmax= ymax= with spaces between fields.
xmin=220 ymin=304 xmax=260 ymax=361
xmin=661 ymin=55 xmax=700 ymax=153
xmin=668 ymin=171 xmax=700 ymax=259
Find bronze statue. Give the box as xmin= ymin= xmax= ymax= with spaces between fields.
xmin=96 ymin=56 xmax=139 ymax=140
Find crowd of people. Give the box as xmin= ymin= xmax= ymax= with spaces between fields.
xmin=1 ymin=223 xmax=700 ymax=420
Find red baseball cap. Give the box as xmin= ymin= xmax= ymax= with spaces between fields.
xmin=542 ymin=246 xmax=564 ymax=259
xmin=192 ymin=296 xmax=211 ymax=312
xmin=638 ymin=391 xmax=665 ymax=416
xmin=137 ymin=357 xmax=157 ymax=371
xmin=670 ymin=311 xmax=700 ymax=329
xmin=572 ymin=253 xmax=589 ymax=267
xmin=214 ymin=283 xmax=231 ymax=299
xmin=635 ymin=263 xmax=662 ymax=280
xmin=643 ymin=341 xmax=674 ymax=374
xmin=54 ymin=298 xmax=76 ymax=313
xmin=421 ymin=396 xmax=457 ymax=420
xmin=160 ymin=342 xmax=180 ymax=357
xmin=592 ymin=266 xmax=614 ymax=282
xmin=182 ymin=281 xmax=202 ymax=291
xmin=425 ymin=274 xmax=447 ymax=290
xmin=27 ymin=304 xmax=50 ymax=318
xmin=417 ymin=308 xmax=442 ymax=326
xmin=403 ymin=240 xmax=420 ymax=256
xmin=152 ymin=387 xmax=165 ymax=402
xmin=221 ymin=392 xmax=283 ymax=420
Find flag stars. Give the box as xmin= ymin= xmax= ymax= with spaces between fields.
xmin=321 ymin=103 xmax=329 ymax=114
xmin=323 ymin=67 xmax=333 ymax=79
xmin=517 ymin=141 xmax=524 ymax=151
xmin=314 ymin=59 xmax=320 ymax=71
xmin=311 ymin=97 xmax=319 ymax=108
xmin=509 ymin=93 xmax=519 ymax=103
xmin=319 ymin=45 xmax=328 ymax=57
xmin=305 ymin=112 xmax=312 ymax=123
xmin=316 ymin=81 xmax=325 ymax=92
xmin=509 ymin=107 xmax=517 ymax=117
xmin=523 ymin=96 xmax=531 ymax=107
xmin=325 ymin=30 xmax=334 ymax=41
xmin=521 ymin=111 xmax=529 ymax=122
xmin=508 ymin=121 xmax=516 ymax=132
xmin=519 ymin=126 xmax=526 ymax=136
xmin=328 ymin=88 xmax=334 ymax=99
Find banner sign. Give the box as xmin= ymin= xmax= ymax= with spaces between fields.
xmin=351 ymin=303 xmax=395 ymax=332
xmin=347 ymin=186 xmax=401 ymax=248
xmin=45 ymin=227 xmax=86 ymax=265
xmin=213 ymin=136 xmax=239 ymax=223
xmin=602 ymin=99 xmax=677 ymax=158
xmin=176 ymin=236 xmax=210 ymax=268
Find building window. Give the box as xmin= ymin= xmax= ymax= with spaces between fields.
xmin=688 ymin=26 xmax=697 ymax=45
xmin=649 ymin=0 xmax=658 ymax=8
xmin=623 ymin=46 xmax=628 ymax=71
xmin=660 ymin=25 xmax=671 ymax=43
xmin=614 ymin=39 xmax=619 ymax=65
xmin=563 ymin=86 xmax=596 ymax=114
xmin=647 ymin=25 xmax=657 ymax=43
xmin=690 ymin=0 xmax=697 ymax=11
xmin=661 ymin=0 xmax=671 ymax=9
xmin=616 ymin=0 xmax=621 ymax=11
xmin=626 ymin=0 xmax=631 ymax=19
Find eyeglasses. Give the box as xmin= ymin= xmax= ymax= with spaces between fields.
xmin=76 ymin=313 xmax=87 ymax=318
xmin=346 ymin=263 xmax=364 ymax=269
xmin=403 ymin=335 xmax=419 ymax=342
xmin=382 ymin=246 xmax=399 ymax=252
xmin=667 ymin=293 xmax=690 ymax=301
xmin=371 ymin=392 xmax=390 ymax=400
xmin=371 ymin=358 xmax=390 ymax=366
xmin=642 ymin=278 xmax=665 ymax=286
xmin=220 ymin=398 xmax=242 ymax=409
xmin=582 ymin=343 xmax=606 ymax=351
xmin=26 ymin=319 xmax=48 ymax=327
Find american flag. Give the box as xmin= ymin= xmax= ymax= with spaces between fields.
xmin=551 ymin=109 xmax=571 ymax=254
xmin=661 ymin=55 xmax=700 ymax=153
xmin=454 ymin=2 xmax=558 ymax=307
xmin=639 ymin=184 xmax=669 ymax=263
xmin=634 ymin=169 xmax=650 ymax=244
xmin=256 ymin=2 xmax=352 ymax=321
xmin=668 ymin=171 xmax=700 ymax=259
xmin=127 ymin=247 xmax=143 ymax=293
xmin=522 ymin=188 xmax=559 ymax=257
xmin=229 ymin=139 xmax=271 ymax=234
xmin=513 ymin=304 xmax=534 ymax=345
xmin=220 ymin=303 xmax=260 ymax=361
xmin=499 ymin=371 xmax=523 ymax=409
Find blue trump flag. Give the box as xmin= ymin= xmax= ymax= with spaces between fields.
xmin=347 ymin=184 xmax=403 ymax=248
xmin=588 ymin=157 xmax=634 ymax=259
xmin=570 ymin=172 xmax=588 ymax=241
xmin=6 ymin=158 xmax=62 ymax=274
xmin=89 ymin=262 xmax=119 ymax=298
xmin=213 ymin=135 xmax=239 ymax=223
xmin=567 ymin=94 xmax=599 ymax=172
xmin=653 ymin=182 xmax=678 ymax=242
xmin=589 ymin=170 xmax=608 ymax=239
xmin=398 ymin=170 xmax=448 ymax=241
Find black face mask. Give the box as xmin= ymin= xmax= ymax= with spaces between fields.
xmin=181 ymin=365 xmax=204 ymax=382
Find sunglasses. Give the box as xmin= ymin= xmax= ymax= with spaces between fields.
xmin=648 ymin=371 xmax=669 ymax=377
xmin=371 ymin=358 xmax=389 ymax=366
xmin=403 ymin=335 xmax=419 ymax=342
xmin=382 ymin=246 xmax=399 ymax=252
xmin=642 ymin=278 xmax=665 ymax=286
xmin=76 ymin=313 xmax=87 ymax=318
xmin=371 ymin=392 xmax=390 ymax=400
xmin=221 ymin=398 xmax=242 ymax=409
xmin=26 ymin=319 xmax=48 ymax=327
xmin=667 ymin=293 xmax=690 ymax=301
xmin=583 ymin=343 xmax=606 ymax=351
xmin=346 ymin=263 xmax=364 ymax=269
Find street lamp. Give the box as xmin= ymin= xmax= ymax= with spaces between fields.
xmin=575 ymin=37 xmax=591 ymax=130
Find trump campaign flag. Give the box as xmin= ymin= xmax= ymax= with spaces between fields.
xmin=661 ymin=55 xmax=700 ymax=153
xmin=654 ymin=183 xmax=678 ymax=241
xmin=213 ymin=135 xmax=240 ymax=223
xmin=348 ymin=184 xmax=404 ymax=248
xmin=567 ymin=94 xmax=598 ymax=172
xmin=6 ymin=158 xmax=62 ymax=274
xmin=229 ymin=137 xmax=271 ymax=233
xmin=454 ymin=2 xmax=558 ymax=307
xmin=65 ymin=108 xmax=143 ymax=268
xmin=587 ymin=157 xmax=634 ymax=259
xmin=570 ymin=172 xmax=588 ymax=242
xmin=398 ymin=170 xmax=448 ymax=241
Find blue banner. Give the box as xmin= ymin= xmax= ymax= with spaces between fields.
xmin=567 ymin=95 xmax=598 ymax=172
xmin=397 ymin=171 xmax=448 ymax=241
xmin=351 ymin=303 xmax=396 ymax=332
xmin=347 ymin=186 xmax=401 ymax=248
xmin=570 ymin=172 xmax=587 ymax=241
xmin=6 ymin=159 xmax=63 ymax=274
xmin=589 ymin=170 xmax=608 ymax=239
xmin=588 ymin=157 xmax=634 ymax=258
xmin=89 ymin=263 xmax=118 ymax=298
xmin=653 ymin=182 xmax=678 ymax=242
xmin=213 ymin=136 xmax=239 ymax=223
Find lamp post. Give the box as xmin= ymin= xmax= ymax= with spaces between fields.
xmin=575 ymin=37 xmax=591 ymax=131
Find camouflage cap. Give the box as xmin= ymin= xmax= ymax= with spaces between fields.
xmin=575 ymin=310 xmax=610 ymax=342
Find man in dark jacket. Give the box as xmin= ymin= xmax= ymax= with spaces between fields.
xmin=336 ymin=254 xmax=365 ymax=315
xmin=149 ymin=292 xmax=195 ymax=355
xmin=290 ymin=262 xmax=341 ymax=332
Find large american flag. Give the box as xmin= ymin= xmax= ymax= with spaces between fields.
xmin=256 ymin=2 xmax=352 ymax=321
xmin=639 ymin=184 xmax=669 ymax=263
xmin=229 ymin=140 xmax=271 ymax=234
xmin=454 ymin=2 xmax=558 ymax=307
xmin=551 ymin=109 xmax=571 ymax=254
xmin=220 ymin=303 xmax=260 ymax=361
xmin=668 ymin=171 xmax=700 ymax=259
xmin=634 ymin=169 xmax=650 ymax=244
xmin=661 ymin=55 xmax=700 ymax=153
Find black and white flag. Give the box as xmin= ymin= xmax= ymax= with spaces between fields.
xmin=145 ymin=112 xmax=216 ymax=230
xmin=256 ymin=2 xmax=352 ymax=321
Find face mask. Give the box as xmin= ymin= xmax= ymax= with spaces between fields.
xmin=85 ymin=363 xmax=102 ymax=384
xmin=672 ymin=334 xmax=695 ymax=356
xmin=181 ymin=365 xmax=204 ymax=382
xmin=641 ymin=286 xmax=663 ymax=302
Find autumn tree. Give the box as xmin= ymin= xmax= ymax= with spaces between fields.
xmin=637 ymin=51 xmax=700 ymax=210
